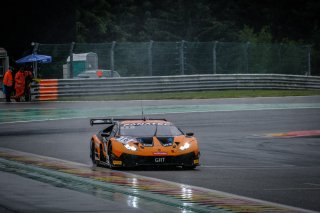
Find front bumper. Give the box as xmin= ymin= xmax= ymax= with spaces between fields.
xmin=114 ymin=152 xmax=199 ymax=167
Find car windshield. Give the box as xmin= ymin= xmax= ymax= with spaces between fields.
xmin=120 ymin=123 xmax=183 ymax=137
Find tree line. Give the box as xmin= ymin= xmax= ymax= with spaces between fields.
xmin=1 ymin=0 xmax=319 ymax=74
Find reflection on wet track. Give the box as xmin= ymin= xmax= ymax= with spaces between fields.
xmin=1 ymin=103 xmax=320 ymax=124
xmin=0 ymin=148 xmax=312 ymax=213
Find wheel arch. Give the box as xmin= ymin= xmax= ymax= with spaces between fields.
xmin=91 ymin=136 xmax=104 ymax=159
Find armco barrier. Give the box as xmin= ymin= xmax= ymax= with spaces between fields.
xmin=31 ymin=74 xmax=320 ymax=101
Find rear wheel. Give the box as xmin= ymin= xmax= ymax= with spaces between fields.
xmin=100 ymin=145 xmax=106 ymax=163
xmin=91 ymin=142 xmax=99 ymax=166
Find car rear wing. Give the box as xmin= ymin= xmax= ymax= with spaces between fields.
xmin=90 ymin=119 xmax=114 ymax=126
xmin=90 ymin=118 xmax=167 ymax=126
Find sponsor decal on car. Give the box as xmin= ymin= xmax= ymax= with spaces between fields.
xmin=153 ymin=152 xmax=168 ymax=155
xmin=112 ymin=160 xmax=122 ymax=165
xmin=155 ymin=157 xmax=166 ymax=163
xmin=123 ymin=122 xmax=169 ymax=126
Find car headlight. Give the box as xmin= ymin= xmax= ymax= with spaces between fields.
xmin=179 ymin=143 xmax=190 ymax=151
xmin=124 ymin=144 xmax=137 ymax=151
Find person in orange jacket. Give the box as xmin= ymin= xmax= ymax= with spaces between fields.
xmin=3 ymin=68 xmax=14 ymax=102
xmin=14 ymin=67 xmax=26 ymax=102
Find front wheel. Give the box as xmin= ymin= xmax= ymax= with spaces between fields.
xmin=108 ymin=142 xmax=118 ymax=169
xmin=182 ymin=165 xmax=197 ymax=170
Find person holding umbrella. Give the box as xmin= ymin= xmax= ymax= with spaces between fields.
xmin=24 ymin=66 xmax=34 ymax=101
xmin=14 ymin=67 xmax=25 ymax=102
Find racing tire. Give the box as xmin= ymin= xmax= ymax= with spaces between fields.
xmin=100 ymin=145 xmax=106 ymax=163
xmin=91 ymin=143 xmax=99 ymax=167
xmin=182 ymin=165 xmax=197 ymax=170
xmin=107 ymin=142 xmax=115 ymax=169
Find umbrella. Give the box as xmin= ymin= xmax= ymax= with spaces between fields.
xmin=16 ymin=53 xmax=52 ymax=64
xmin=16 ymin=53 xmax=52 ymax=78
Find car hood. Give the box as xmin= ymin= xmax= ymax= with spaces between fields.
xmin=115 ymin=136 xmax=176 ymax=147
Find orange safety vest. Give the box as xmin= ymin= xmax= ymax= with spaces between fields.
xmin=3 ymin=70 xmax=13 ymax=87
xmin=15 ymin=71 xmax=26 ymax=97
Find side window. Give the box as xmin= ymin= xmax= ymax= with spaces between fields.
xmin=102 ymin=125 xmax=114 ymax=136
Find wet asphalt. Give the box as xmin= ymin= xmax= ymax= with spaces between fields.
xmin=0 ymin=96 xmax=320 ymax=212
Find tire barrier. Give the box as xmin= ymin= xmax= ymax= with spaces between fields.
xmin=31 ymin=74 xmax=320 ymax=101
xmin=36 ymin=79 xmax=58 ymax=101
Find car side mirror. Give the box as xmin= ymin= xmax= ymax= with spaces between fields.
xmin=186 ymin=132 xmax=194 ymax=137
xmin=101 ymin=132 xmax=110 ymax=137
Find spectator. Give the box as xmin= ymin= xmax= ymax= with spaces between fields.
xmin=2 ymin=68 xmax=14 ymax=102
xmin=14 ymin=67 xmax=25 ymax=102
xmin=24 ymin=68 xmax=34 ymax=101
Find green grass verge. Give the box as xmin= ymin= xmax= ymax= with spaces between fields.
xmin=58 ymin=90 xmax=320 ymax=101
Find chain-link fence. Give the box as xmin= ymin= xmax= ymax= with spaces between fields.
xmin=33 ymin=41 xmax=311 ymax=79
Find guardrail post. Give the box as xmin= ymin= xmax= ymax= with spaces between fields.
xmin=307 ymin=45 xmax=311 ymax=76
xmin=180 ymin=40 xmax=185 ymax=75
xmin=213 ymin=41 xmax=218 ymax=74
xmin=148 ymin=40 xmax=153 ymax=76
xmin=111 ymin=41 xmax=116 ymax=77
xmin=69 ymin=42 xmax=75 ymax=78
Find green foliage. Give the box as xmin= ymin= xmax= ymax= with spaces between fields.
xmin=75 ymin=0 xmax=114 ymax=42
xmin=73 ymin=0 xmax=241 ymax=43
xmin=238 ymin=26 xmax=273 ymax=43
xmin=8 ymin=0 xmax=319 ymax=75
xmin=237 ymin=26 xmax=308 ymax=74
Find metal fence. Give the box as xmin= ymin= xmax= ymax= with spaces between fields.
xmin=32 ymin=41 xmax=311 ymax=79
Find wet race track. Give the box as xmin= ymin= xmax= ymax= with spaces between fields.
xmin=0 ymin=96 xmax=320 ymax=212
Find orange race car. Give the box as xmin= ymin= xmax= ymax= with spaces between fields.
xmin=89 ymin=118 xmax=200 ymax=169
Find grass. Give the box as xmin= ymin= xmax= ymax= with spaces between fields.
xmin=58 ymin=90 xmax=320 ymax=101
